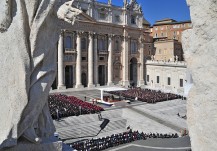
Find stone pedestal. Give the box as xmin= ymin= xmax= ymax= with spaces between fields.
xmin=107 ymin=82 xmax=114 ymax=86
xmin=75 ymin=84 xmax=84 ymax=89
xmin=57 ymin=85 xmax=66 ymax=90
xmin=138 ymin=80 xmax=145 ymax=87
xmin=87 ymin=84 xmax=95 ymax=88
xmin=122 ymin=81 xmax=130 ymax=87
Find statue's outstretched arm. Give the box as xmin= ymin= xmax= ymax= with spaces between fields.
xmin=0 ymin=0 xmax=12 ymax=32
xmin=57 ymin=1 xmax=82 ymax=25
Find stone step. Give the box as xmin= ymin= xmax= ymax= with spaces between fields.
xmin=57 ymin=118 xmax=127 ymax=140
xmin=54 ymin=109 xmax=122 ymax=129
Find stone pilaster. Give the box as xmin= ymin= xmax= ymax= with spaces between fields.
xmin=88 ymin=32 xmax=94 ymax=88
xmin=75 ymin=31 xmax=84 ymax=88
xmin=107 ymin=34 xmax=114 ymax=86
xmin=57 ymin=30 xmax=66 ymax=89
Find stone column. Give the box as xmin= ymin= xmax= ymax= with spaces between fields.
xmin=107 ymin=34 xmax=114 ymax=86
xmin=122 ymin=29 xmax=130 ymax=87
xmin=88 ymin=32 xmax=94 ymax=88
xmin=75 ymin=31 xmax=83 ymax=88
xmin=138 ymin=36 xmax=145 ymax=87
xmin=94 ymin=34 xmax=99 ymax=86
xmin=57 ymin=30 xmax=66 ymax=89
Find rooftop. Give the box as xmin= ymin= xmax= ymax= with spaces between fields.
xmin=152 ymin=19 xmax=191 ymax=26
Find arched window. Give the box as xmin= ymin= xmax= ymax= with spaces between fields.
xmin=65 ymin=36 xmax=72 ymax=48
xmin=131 ymin=41 xmax=137 ymax=53
xmin=81 ymin=38 xmax=86 ymax=50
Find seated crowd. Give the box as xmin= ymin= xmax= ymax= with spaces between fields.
xmin=69 ymin=130 xmax=179 ymax=151
xmin=48 ymin=94 xmax=104 ymax=120
xmin=107 ymin=88 xmax=184 ymax=103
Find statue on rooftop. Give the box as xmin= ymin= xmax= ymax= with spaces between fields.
xmin=0 ymin=0 xmax=81 ymax=149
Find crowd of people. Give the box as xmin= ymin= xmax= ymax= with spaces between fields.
xmin=107 ymin=88 xmax=184 ymax=103
xmin=48 ymin=94 xmax=104 ymax=120
xmin=69 ymin=130 xmax=179 ymax=151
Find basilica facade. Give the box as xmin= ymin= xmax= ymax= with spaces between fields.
xmin=54 ymin=0 xmax=152 ymax=89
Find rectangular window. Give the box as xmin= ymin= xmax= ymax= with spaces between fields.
xmin=147 ymin=75 xmax=149 ymax=82
xmin=98 ymin=39 xmax=106 ymax=51
xmin=157 ymin=76 xmax=160 ymax=83
xmin=81 ymin=38 xmax=86 ymax=50
xmin=180 ymin=79 xmax=183 ymax=87
xmin=131 ymin=41 xmax=137 ymax=53
xmin=131 ymin=16 xmax=136 ymax=24
xmin=155 ymin=33 xmax=158 ymax=38
xmin=99 ymin=57 xmax=104 ymax=61
xmin=168 ymin=77 xmax=171 ymax=85
xmin=161 ymin=32 xmax=164 ymax=37
xmin=115 ymin=15 xmax=120 ymax=22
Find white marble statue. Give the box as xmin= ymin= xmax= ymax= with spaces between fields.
xmin=0 ymin=0 xmax=81 ymax=149
xmin=182 ymin=0 xmax=217 ymax=150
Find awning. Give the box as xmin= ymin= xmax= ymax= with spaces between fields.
xmin=97 ymin=87 xmax=127 ymax=92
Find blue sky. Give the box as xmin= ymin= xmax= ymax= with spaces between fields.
xmin=97 ymin=0 xmax=191 ymax=25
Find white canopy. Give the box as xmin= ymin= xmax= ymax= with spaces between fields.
xmin=97 ymin=87 xmax=127 ymax=92
xmin=97 ymin=87 xmax=128 ymax=101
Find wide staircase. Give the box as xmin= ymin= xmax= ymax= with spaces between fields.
xmin=54 ymin=109 xmax=127 ymax=144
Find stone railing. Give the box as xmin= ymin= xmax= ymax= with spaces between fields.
xmin=98 ymin=50 xmax=108 ymax=55
xmin=65 ymin=48 xmax=76 ymax=53
xmin=146 ymin=60 xmax=187 ymax=67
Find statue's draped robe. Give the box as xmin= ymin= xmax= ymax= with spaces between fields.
xmin=0 ymin=0 xmax=60 ymax=148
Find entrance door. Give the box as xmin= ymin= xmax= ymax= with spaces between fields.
xmin=98 ymin=65 xmax=106 ymax=86
xmin=65 ymin=66 xmax=73 ymax=88
xmin=82 ymin=72 xmax=87 ymax=87
xmin=130 ymin=58 xmax=138 ymax=86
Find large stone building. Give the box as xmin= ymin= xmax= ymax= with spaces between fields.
xmin=53 ymin=0 xmax=192 ymax=95
xmin=145 ymin=60 xmax=187 ymax=94
xmin=53 ymin=0 xmax=151 ymax=89
xmin=150 ymin=18 xmax=192 ymax=42
xmin=149 ymin=19 xmax=192 ymax=62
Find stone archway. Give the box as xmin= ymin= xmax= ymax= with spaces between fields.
xmin=130 ymin=57 xmax=138 ymax=86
